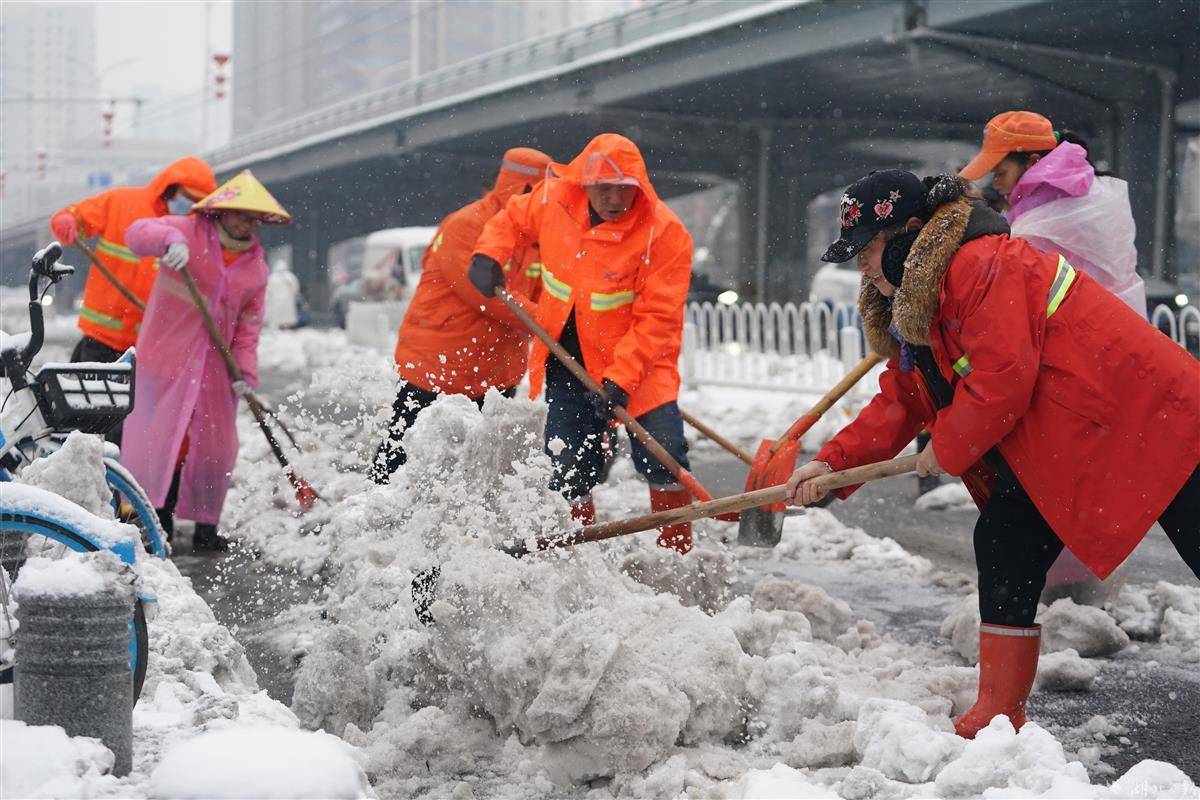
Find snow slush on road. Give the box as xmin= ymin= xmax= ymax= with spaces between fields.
xmin=272 ymin=383 xmax=1200 ymax=799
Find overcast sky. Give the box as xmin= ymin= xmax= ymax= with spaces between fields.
xmin=95 ymin=1 xmax=232 ymax=101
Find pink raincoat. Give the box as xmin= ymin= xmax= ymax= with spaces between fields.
xmin=1007 ymin=142 xmax=1147 ymax=315
xmin=123 ymin=215 xmax=267 ymax=524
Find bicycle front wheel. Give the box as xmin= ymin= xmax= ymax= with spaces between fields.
xmin=105 ymin=458 xmax=169 ymax=559
xmin=0 ymin=513 xmax=148 ymax=702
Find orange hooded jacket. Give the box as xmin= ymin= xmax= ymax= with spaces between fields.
xmin=473 ymin=134 xmax=693 ymax=418
xmin=54 ymin=157 xmax=216 ymax=351
xmin=393 ymin=148 xmax=551 ymax=396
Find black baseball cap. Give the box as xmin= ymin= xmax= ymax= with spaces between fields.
xmin=821 ymin=170 xmax=928 ymax=263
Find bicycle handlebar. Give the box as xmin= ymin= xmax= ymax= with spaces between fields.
xmin=3 ymin=242 xmax=74 ymax=378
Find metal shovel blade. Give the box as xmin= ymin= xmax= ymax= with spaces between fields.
xmin=737 ymin=505 xmax=785 ymax=547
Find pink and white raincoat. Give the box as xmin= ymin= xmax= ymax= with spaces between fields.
xmin=122 ymin=214 xmax=267 ymax=524
xmin=1007 ymin=141 xmax=1147 ymax=315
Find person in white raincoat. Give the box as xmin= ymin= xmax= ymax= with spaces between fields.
xmin=264 ymin=259 xmax=302 ymax=329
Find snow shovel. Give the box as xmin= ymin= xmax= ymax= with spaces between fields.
xmin=75 ymin=240 xmax=146 ymax=312
xmin=680 ymin=409 xmax=754 ymax=466
xmin=495 ymin=289 xmax=730 ymax=516
xmin=738 ymin=352 xmax=883 ymax=546
xmin=176 ymin=264 xmax=321 ymax=512
xmin=411 ymin=454 xmax=918 ymax=624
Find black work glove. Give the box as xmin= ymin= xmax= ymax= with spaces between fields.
xmin=467 ymin=254 xmax=505 ymax=297
xmin=589 ymin=379 xmax=629 ymax=423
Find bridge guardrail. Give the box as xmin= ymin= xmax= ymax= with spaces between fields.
xmin=209 ymin=0 xmax=799 ymax=166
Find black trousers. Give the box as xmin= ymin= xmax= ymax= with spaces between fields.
xmin=370 ymin=383 xmax=517 ymax=484
xmin=70 ymin=335 xmax=126 ymax=445
xmin=975 ymin=464 xmax=1200 ymax=626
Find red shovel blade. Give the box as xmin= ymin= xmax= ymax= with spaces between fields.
xmin=288 ymin=471 xmax=320 ymax=512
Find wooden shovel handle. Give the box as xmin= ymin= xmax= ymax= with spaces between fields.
xmin=510 ymin=454 xmax=918 ymax=554
xmin=75 ymin=241 xmax=146 ymax=312
xmin=497 ymin=289 xmax=715 ymax=501
xmin=769 ymin=352 xmax=882 ymax=455
xmin=681 ymin=409 xmax=754 ymax=465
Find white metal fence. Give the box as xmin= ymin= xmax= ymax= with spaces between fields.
xmin=681 ymin=300 xmax=1200 ymax=394
xmin=680 ymin=300 xmax=868 ymax=394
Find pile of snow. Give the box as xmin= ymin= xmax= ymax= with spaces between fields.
xmin=1036 ymin=648 xmax=1101 ymax=691
xmin=1040 ymin=598 xmax=1131 ymax=657
xmin=1106 ymin=581 xmax=1200 ymax=657
xmin=12 ymin=549 xmax=121 ymax=599
xmin=914 ymin=481 xmax=976 ymax=512
xmin=221 ymin=329 xmax=396 ymax=574
xmin=287 ymin=392 xmax=986 ymax=797
xmin=772 ymin=507 xmax=935 ymax=579
xmin=0 ymin=427 xmax=367 ymax=798
xmin=0 ymin=719 xmax=119 ymax=799
xmin=149 ymin=726 xmax=372 ymax=799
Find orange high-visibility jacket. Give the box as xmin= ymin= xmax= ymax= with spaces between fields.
xmin=473 ymin=134 xmax=693 ymax=418
xmin=54 ymin=157 xmax=216 ymax=351
xmin=394 ymin=150 xmax=550 ymax=395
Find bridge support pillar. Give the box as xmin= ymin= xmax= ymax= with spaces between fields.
xmin=1113 ymin=83 xmax=1176 ymax=282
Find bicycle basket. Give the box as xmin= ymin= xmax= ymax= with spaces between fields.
xmin=34 ymin=360 xmax=135 ymax=434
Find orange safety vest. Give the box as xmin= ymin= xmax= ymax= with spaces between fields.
xmin=55 ymin=157 xmax=216 ymax=351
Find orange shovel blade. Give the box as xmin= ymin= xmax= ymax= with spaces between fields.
xmin=289 ymin=472 xmax=320 ymax=512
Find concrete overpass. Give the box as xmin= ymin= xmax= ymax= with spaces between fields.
xmin=3 ymin=0 xmax=1197 ymax=307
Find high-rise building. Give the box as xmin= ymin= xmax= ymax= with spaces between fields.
xmin=231 ymin=0 xmax=634 ymax=137
xmin=0 ymin=2 xmax=100 ymax=217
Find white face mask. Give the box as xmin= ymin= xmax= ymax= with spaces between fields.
xmin=168 ymin=195 xmax=193 ymax=215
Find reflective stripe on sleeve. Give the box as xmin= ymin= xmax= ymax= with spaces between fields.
xmin=1046 ymin=254 xmax=1077 ymax=319
xmin=95 ymin=237 xmax=139 ymax=264
xmin=590 ymin=290 xmax=636 ymax=311
xmin=80 ymin=305 xmax=125 ymax=330
xmin=540 ymin=269 xmax=572 ymax=302
xmin=952 ymin=354 xmax=973 ymax=378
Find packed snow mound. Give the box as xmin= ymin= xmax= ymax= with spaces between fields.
xmin=940 ymin=593 xmax=981 ymax=663
xmin=620 ymin=546 xmax=736 ymax=613
xmin=1106 ymin=581 xmax=1200 ymax=657
xmin=772 ymin=508 xmax=934 ymax=578
xmin=291 ymin=391 xmax=993 ymax=796
xmin=18 ymin=430 xmax=113 ymax=519
xmin=12 ymin=549 xmax=125 ymax=599
xmin=1035 ymin=648 xmax=1101 ymax=691
xmin=149 ymin=726 xmax=373 ymax=799
xmin=853 ymin=698 xmax=964 ymax=783
xmin=0 ymin=719 xmax=117 ymax=799
xmin=933 ymin=716 xmax=1096 ymax=797
xmin=1040 ymin=598 xmax=1130 ymax=657
xmin=914 ymin=481 xmax=976 ymax=512
xmin=221 ymin=332 xmax=397 ymax=574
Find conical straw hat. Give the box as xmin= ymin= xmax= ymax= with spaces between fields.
xmin=192 ymin=169 xmax=291 ymax=224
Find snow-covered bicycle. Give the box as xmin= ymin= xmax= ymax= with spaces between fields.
xmin=1 ymin=242 xmax=159 ymax=702
xmin=0 ymin=244 xmax=168 ymax=559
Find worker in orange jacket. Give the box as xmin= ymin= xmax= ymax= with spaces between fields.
xmin=50 ymin=157 xmax=217 ymax=364
xmin=370 ymin=147 xmax=553 ymax=484
xmin=470 ymin=133 xmax=696 ymax=553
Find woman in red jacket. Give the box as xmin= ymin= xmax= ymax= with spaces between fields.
xmin=787 ymin=169 xmax=1199 ymax=740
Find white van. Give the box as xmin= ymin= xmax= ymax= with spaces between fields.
xmin=360 ymin=227 xmax=439 ymax=301
xmin=331 ymin=226 xmax=436 ymax=329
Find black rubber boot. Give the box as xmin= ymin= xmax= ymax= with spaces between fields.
xmin=192 ymin=523 xmax=230 ymax=553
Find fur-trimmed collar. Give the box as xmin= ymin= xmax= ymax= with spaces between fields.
xmin=859 ymin=196 xmax=977 ymax=357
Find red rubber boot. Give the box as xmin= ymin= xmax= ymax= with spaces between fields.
xmin=954 ymin=623 xmax=1041 ymax=739
xmin=570 ymin=495 xmax=596 ymax=526
xmin=650 ymin=485 xmax=692 ymax=554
